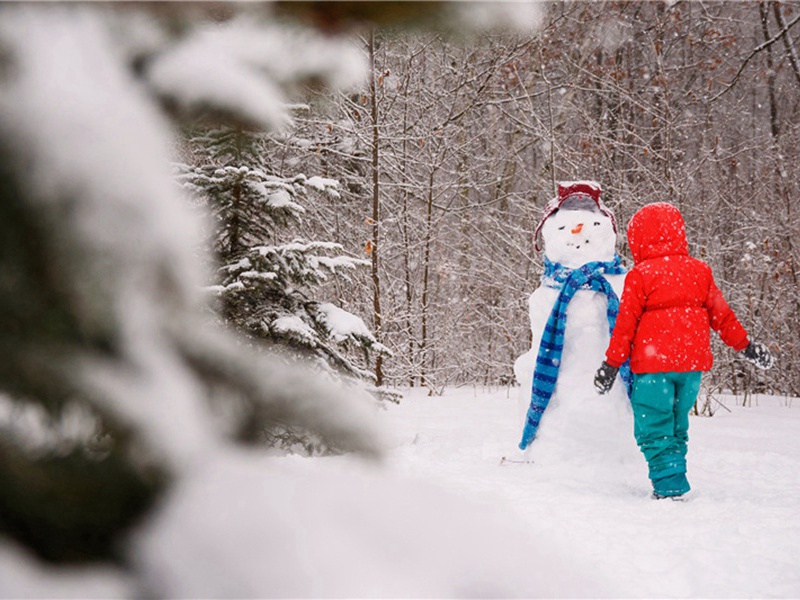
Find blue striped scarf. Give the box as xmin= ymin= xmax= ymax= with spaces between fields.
xmin=519 ymin=255 xmax=631 ymax=450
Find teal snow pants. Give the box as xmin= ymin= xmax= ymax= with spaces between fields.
xmin=630 ymin=371 xmax=702 ymax=497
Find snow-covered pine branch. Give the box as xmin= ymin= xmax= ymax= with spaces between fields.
xmin=0 ymin=1 xmax=383 ymax=583
xmin=177 ymin=122 xmax=388 ymax=418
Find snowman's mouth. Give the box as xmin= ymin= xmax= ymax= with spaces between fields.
xmin=568 ymin=239 xmax=591 ymax=250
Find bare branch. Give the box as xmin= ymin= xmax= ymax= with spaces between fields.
xmin=710 ymin=5 xmax=800 ymax=101
xmin=773 ymin=1 xmax=800 ymax=87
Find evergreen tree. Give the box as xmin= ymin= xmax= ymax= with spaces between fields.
xmin=177 ymin=126 xmax=395 ymax=448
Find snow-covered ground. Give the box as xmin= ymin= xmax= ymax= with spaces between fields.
xmin=378 ymin=386 xmax=800 ymax=598
xmin=3 ymin=386 xmax=799 ymax=598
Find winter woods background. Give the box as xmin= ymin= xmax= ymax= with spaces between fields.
xmin=1 ymin=1 xmax=800 ymax=597
xmin=268 ymin=1 xmax=800 ymax=397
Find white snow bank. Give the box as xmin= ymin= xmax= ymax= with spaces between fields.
xmin=382 ymin=388 xmax=800 ymax=599
xmin=133 ymin=448 xmax=608 ymax=598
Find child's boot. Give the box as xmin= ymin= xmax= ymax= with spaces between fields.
xmin=652 ymin=472 xmax=690 ymax=499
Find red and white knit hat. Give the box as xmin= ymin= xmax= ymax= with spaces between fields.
xmin=533 ymin=181 xmax=618 ymax=251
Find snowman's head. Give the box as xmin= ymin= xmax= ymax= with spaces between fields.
xmin=535 ymin=182 xmax=618 ymax=269
xmin=541 ymin=204 xmax=617 ymax=268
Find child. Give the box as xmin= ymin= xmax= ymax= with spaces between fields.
xmin=594 ymin=203 xmax=774 ymax=499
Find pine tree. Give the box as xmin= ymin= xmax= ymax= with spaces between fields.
xmin=177 ymin=126 xmax=394 ymax=452
xmin=1 ymin=3 xmax=530 ymax=587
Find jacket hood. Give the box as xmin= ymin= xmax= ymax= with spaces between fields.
xmin=627 ymin=203 xmax=689 ymax=264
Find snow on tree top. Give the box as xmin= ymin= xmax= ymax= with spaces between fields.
xmin=265 ymin=188 xmax=305 ymax=212
xmin=272 ymin=315 xmax=316 ymax=345
xmin=317 ymin=303 xmax=375 ymax=344
xmin=277 ymin=241 xmax=344 ymax=254
xmin=317 ymin=303 xmax=391 ymax=354
xmin=224 ymin=257 xmax=251 ymax=272
xmin=306 ymin=176 xmax=339 ymax=192
xmin=316 ymin=256 xmax=370 ymax=270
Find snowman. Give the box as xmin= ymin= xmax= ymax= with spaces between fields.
xmin=512 ymin=181 xmax=637 ymax=466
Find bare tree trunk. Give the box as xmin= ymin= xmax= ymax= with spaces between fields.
xmin=399 ymin=67 xmax=416 ymax=387
xmin=369 ymin=30 xmax=384 ymax=387
xmin=541 ymin=49 xmax=557 ymax=193
xmin=420 ymin=168 xmax=435 ymax=389
xmin=761 ymin=1 xmax=781 ymax=140
xmin=773 ymin=1 xmax=800 ymax=87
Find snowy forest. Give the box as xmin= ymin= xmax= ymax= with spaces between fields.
xmin=214 ymin=0 xmax=799 ymax=396
xmin=1 ymin=1 xmax=800 ymax=598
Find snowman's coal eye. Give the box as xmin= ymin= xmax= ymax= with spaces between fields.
xmin=558 ymin=226 xmax=566 ymax=230
xmin=593 ymin=221 xmax=601 ymax=226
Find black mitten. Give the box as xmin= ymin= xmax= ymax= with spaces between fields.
xmin=741 ymin=342 xmax=775 ymax=370
xmin=594 ymin=362 xmax=619 ymax=395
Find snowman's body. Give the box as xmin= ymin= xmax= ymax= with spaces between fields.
xmin=513 ymin=193 xmax=637 ymax=465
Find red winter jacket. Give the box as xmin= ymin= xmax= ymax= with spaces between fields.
xmin=605 ymin=203 xmax=749 ymax=374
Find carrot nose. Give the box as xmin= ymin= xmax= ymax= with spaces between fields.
xmin=571 ymin=223 xmax=584 ymax=234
